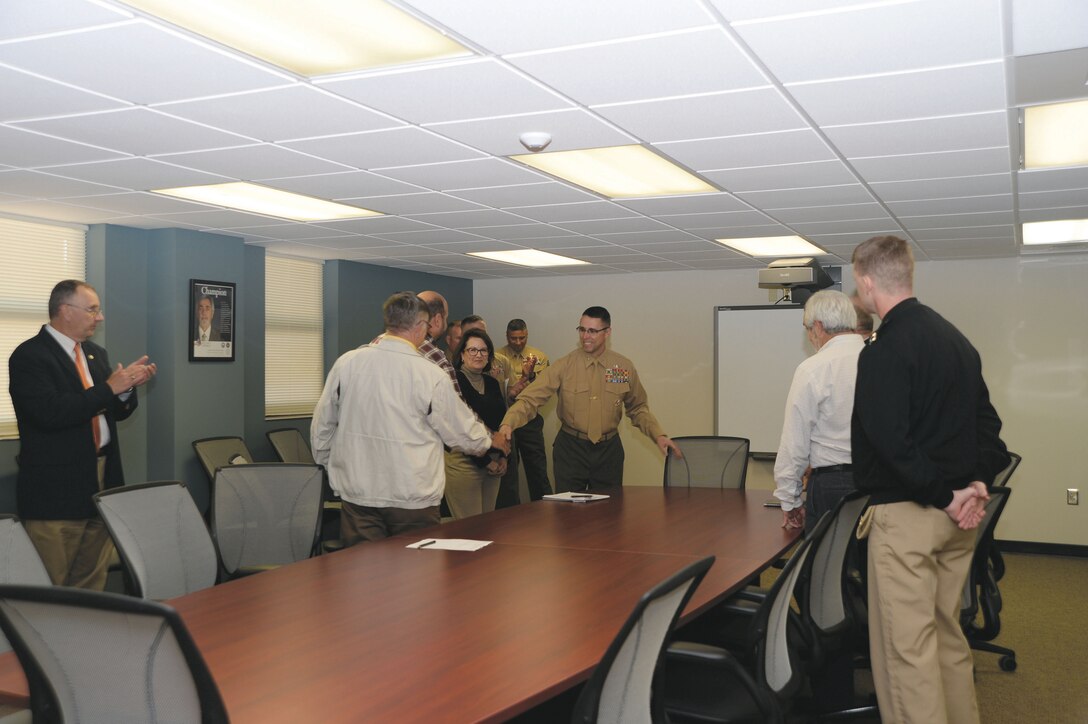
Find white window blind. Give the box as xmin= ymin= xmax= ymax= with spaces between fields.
xmin=265 ymin=255 xmax=324 ymax=419
xmin=0 ymin=217 xmax=87 ymax=439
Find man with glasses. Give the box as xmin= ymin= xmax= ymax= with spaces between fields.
xmin=9 ymin=279 xmax=157 ymax=589
xmin=313 ymin=292 xmax=509 ymax=544
xmin=499 ymin=306 xmax=679 ymax=491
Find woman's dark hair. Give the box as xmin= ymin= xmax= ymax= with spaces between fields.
xmin=454 ymin=328 xmax=494 ymax=373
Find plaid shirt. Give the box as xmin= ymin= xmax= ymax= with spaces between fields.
xmin=419 ymin=338 xmax=461 ymax=396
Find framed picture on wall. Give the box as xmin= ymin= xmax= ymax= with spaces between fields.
xmin=190 ymin=279 xmax=235 ymax=362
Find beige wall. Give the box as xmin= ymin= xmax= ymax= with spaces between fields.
xmin=475 ymin=253 xmax=1088 ymax=547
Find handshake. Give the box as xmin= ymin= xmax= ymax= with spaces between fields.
xmin=489 ymin=425 xmax=514 ymax=456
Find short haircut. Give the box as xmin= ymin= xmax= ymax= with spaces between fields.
xmin=420 ymin=295 xmax=446 ymax=320
xmin=384 ymin=291 xmax=428 ymax=332
xmin=803 ymin=290 xmax=858 ymax=335
xmin=853 ymin=302 xmax=874 ymax=335
xmin=852 ymin=235 xmax=913 ymax=293
xmin=48 ymin=279 xmax=92 ymax=319
xmin=581 ymin=306 xmax=610 ymax=326
xmin=446 ymin=320 xmax=461 ymax=331
xmin=506 ymin=318 xmax=527 ymax=333
xmin=453 ymin=328 xmax=495 ymax=373
xmin=461 ymin=314 xmax=485 ymax=328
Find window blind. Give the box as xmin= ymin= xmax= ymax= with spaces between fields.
xmin=0 ymin=216 xmax=87 ymax=438
xmin=265 ymin=255 xmax=324 ymax=419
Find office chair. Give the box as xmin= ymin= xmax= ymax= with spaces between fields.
xmin=961 ymin=486 xmax=1017 ymax=672
xmin=192 ymin=435 xmax=254 ymax=485
xmin=571 ymin=556 xmax=715 ymax=724
xmin=211 ymin=463 xmax=324 ymax=578
xmin=664 ymin=436 xmax=750 ymax=488
xmin=988 ymin=451 xmax=1021 ymax=582
xmin=0 ymin=515 xmax=52 ymax=659
xmin=663 ymin=515 xmax=832 ymax=724
xmin=266 ymin=427 xmax=315 ymax=464
xmin=0 ymin=584 xmax=229 ymax=724
xmin=93 ymin=481 xmax=218 ymax=600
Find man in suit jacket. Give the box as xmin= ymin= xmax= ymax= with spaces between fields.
xmin=194 ymin=295 xmax=222 ymax=343
xmin=8 ymin=279 xmax=157 ymax=589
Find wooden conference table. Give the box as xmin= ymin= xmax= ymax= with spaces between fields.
xmin=0 ymin=487 xmax=798 ymax=722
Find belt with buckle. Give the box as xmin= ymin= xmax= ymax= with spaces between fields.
xmin=811 ymin=464 xmax=852 ymax=475
xmin=561 ymin=425 xmax=617 ymax=443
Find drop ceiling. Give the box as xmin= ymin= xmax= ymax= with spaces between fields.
xmin=1 ymin=0 xmax=1086 ymax=278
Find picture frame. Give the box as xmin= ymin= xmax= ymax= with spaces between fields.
xmin=189 ymin=279 xmax=235 ymax=362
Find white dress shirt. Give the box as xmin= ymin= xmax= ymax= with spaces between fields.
xmin=773 ymin=333 xmax=865 ymax=511
xmin=311 ymin=335 xmax=491 ymax=509
xmin=44 ymin=324 xmax=112 ymax=449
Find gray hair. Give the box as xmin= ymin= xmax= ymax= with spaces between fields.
xmin=803 ymin=290 xmax=858 ymax=334
xmin=48 ymin=279 xmax=92 ymax=319
xmin=383 ymin=291 xmax=428 ymax=332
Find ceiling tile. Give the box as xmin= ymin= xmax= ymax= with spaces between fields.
xmin=157 ymin=85 xmax=401 ymax=142
xmin=283 ymin=127 xmax=484 ymax=169
xmin=656 ymin=210 xmax=770 ymax=230
xmin=403 ymin=0 xmax=713 ymax=55
xmin=911 ymin=225 xmax=1014 ymax=241
xmin=616 ymin=193 xmax=749 ymax=215
xmin=0 ymin=65 xmax=126 ymax=122
xmin=0 ymin=0 xmax=127 ymax=39
xmin=448 ymin=182 xmax=596 ymax=208
xmin=1018 ymin=167 xmax=1088 ymax=193
xmin=593 ymin=230 xmax=706 ymax=244
xmin=594 ymin=87 xmax=803 ymax=143
xmin=705 ymin=159 xmax=857 ymax=192
xmin=869 ymin=173 xmax=1011 ymax=202
xmin=1011 ymin=0 xmax=1088 ymax=55
xmin=509 ymin=201 xmax=635 ymax=223
xmin=0 ymin=125 xmax=125 ymax=167
xmin=0 ymin=20 xmax=285 ymax=105
xmin=787 ymin=62 xmax=1007 ymax=127
xmin=406 ymin=208 xmax=530 ymax=227
xmin=887 ymin=195 xmax=1013 ymax=216
xmin=659 ymin=129 xmax=833 ymax=172
xmin=554 ymin=217 xmax=671 ymax=234
xmin=0 ymin=169 xmax=122 ymax=197
xmin=769 ymin=203 xmax=892 ymax=224
xmin=900 ymin=211 xmax=1015 ymax=230
xmin=264 ymin=171 xmax=423 ymax=199
xmin=45 ymin=158 xmax=228 ymax=189
xmin=1019 ymin=206 xmax=1088 ymax=223
xmin=730 ymin=0 xmax=1002 ymax=83
xmin=324 ymin=59 xmax=569 ymax=125
xmin=736 ymin=184 xmax=876 ymax=208
xmin=826 ymin=112 xmax=1009 ymax=159
xmin=851 ymin=148 xmax=1011 ymax=184
xmin=465 ymin=225 xmax=578 ymax=241
xmin=377 ymin=158 xmax=543 ymax=190
xmin=344 ymin=193 xmax=484 ymax=215
xmin=159 ymin=145 xmax=350 ymax=180
xmin=0 ymin=198 xmax=119 ymax=223
xmin=56 ymin=192 xmax=210 ymax=215
xmin=1019 ymin=188 xmax=1088 ymax=211
xmin=791 ymin=217 xmax=900 ymax=236
xmin=508 ymin=28 xmax=765 ymax=106
xmin=1012 ymin=48 xmax=1088 ymax=106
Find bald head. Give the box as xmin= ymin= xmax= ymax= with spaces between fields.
xmin=417 ymin=290 xmax=448 ymax=339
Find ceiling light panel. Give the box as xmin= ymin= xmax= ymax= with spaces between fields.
xmin=468 ymin=249 xmax=590 ymax=267
xmin=1022 ymin=218 xmax=1088 ymax=245
xmin=510 ymin=145 xmax=717 ymax=199
xmin=715 ymin=235 xmax=826 ymax=257
xmin=1024 ymin=100 xmax=1088 ymax=169
xmin=153 ymin=182 xmax=382 ymax=221
xmin=120 ymin=0 xmax=471 ymax=76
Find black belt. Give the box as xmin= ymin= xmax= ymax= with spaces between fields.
xmin=561 ymin=426 xmax=617 ymax=443
xmin=811 ymin=464 xmax=852 ymax=475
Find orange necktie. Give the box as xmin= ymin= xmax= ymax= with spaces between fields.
xmin=74 ymin=343 xmax=101 ymax=452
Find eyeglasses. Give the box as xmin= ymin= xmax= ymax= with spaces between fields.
xmin=576 ymin=326 xmax=609 ymax=336
xmin=64 ymin=303 xmax=103 ymax=317
xmin=463 ymin=347 xmax=489 ymax=356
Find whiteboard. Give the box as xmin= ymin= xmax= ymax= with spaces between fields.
xmin=715 ymin=305 xmax=812 ymax=454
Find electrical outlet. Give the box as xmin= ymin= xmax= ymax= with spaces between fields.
xmin=1068 ymin=489 xmax=1079 ymax=505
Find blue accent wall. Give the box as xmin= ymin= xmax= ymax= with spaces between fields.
xmin=0 ymin=226 xmax=473 ymax=514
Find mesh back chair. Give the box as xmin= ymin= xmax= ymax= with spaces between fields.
xmin=192 ymin=436 xmax=254 ymax=485
xmin=0 ymin=516 xmax=51 ymax=656
xmin=961 ymin=486 xmax=1017 ymax=671
xmin=571 ymin=556 xmax=714 ymax=724
xmin=0 ymin=584 xmax=228 ymax=724
xmin=663 ymin=514 xmax=833 ymax=724
xmin=211 ymin=463 xmax=324 ymax=578
xmin=664 ymin=436 xmax=750 ymax=488
xmin=93 ymin=481 xmax=218 ymax=600
xmin=987 ymin=452 xmax=1020 ymax=581
xmin=266 ymin=427 xmax=315 ymax=464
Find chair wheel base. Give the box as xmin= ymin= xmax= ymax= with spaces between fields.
xmin=999 ymin=655 xmax=1017 ymax=672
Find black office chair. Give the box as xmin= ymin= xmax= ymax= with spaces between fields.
xmin=664 ymin=436 xmax=750 ymax=489
xmin=663 ymin=515 xmax=833 ymax=723
xmin=987 ymin=452 xmax=1021 ymax=582
xmin=0 ymin=584 xmax=229 ymax=724
xmin=961 ymin=486 xmax=1017 ymax=672
xmin=571 ymin=556 xmax=715 ymax=724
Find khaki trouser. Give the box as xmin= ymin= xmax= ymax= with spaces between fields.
xmin=444 ymin=450 xmax=500 ymax=520
xmin=866 ymin=501 xmax=979 ymax=724
xmin=23 ymin=455 xmax=114 ymax=591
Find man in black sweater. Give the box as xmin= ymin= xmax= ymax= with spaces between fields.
xmin=852 ymin=236 xmax=1009 ymax=724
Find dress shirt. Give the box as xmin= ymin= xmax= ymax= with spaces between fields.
xmin=496 ymin=343 xmax=550 ymax=394
xmin=44 ymin=324 xmax=112 ymax=448
xmin=852 ymin=298 xmax=1009 ymax=509
xmin=773 ymin=333 xmax=864 ymax=510
xmin=312 ymin=336 xmax=491 ymax=509
xmin=502 ymin=347 xmax=665 ymax=442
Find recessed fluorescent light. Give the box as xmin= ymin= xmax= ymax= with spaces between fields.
xmin=120 ymin=0 xmax=470 ymax=76
xmin=1024 ymin=99 xmax=1088 ymax=169
xmin=510 ymin=145 xmax=717 ymax=199
xmin=153 ymin=182 xmax=382 ymax=221
xmin=715 ymin=235 xmax=825 ymax=257
xmin=1022 ymin=218 xmax=1088 ymax=245
xmin=468 ymin=250 xmax=590 ymax=268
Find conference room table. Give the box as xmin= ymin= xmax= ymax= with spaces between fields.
xmin=0 ymin=487 xmax=798 ymax=722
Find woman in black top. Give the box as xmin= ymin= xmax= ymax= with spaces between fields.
xmin=444 ymin=328 xmax=508 ymax=518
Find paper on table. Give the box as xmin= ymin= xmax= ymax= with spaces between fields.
xmin=407 ymin=538 xmax=492 ymax=551
xmin=542 ymin=491 xmax=610 ymax=503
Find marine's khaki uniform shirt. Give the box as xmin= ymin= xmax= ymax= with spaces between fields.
xmin=502 ymin=347 xmax=665 ymax=443
xmin=496 ymin=343 xmax=550 ymax=396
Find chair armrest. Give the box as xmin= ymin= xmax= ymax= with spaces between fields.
xmin=666 ymin=641 xmax=780 ymax=723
